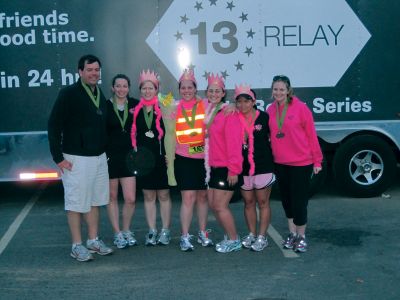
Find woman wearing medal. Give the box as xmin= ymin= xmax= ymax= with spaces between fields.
xmin=267 ymin=75 xmax=323 ymax=253
xmin=131 ymin=70 xmax=172 ymax=246
xmin=235 ymin=86 xmax=275 ymax=252
xmin=106 ymin=74 xmax=139 ymax=249
xmin=174 ymin=69 xmax=213 ymax=251
xmin=204 ymin=74 xmax=243 ymax=253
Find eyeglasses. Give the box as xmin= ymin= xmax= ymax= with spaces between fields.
xmin=273 ymin=75 xmax=290 ymax=85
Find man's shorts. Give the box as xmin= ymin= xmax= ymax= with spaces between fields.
xmin=62 ymin=153 xmax=109 ymax=213
xmin=241 ymin=173 xmax=276 ymax=191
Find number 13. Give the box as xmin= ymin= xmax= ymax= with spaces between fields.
xmin=190 ymin=21 xmax=238 ymax=54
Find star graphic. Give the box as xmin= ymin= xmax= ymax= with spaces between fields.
xmin=174 ymin=31 xmax=183 ymax=40
xmin=234 ymin=61 xmax=244 ymax=71
xmin=209 ymin=0 xmax=217 ymax=6
xmin=244 ymin=47 xmax=253 ymax=56
xmin=188 ymin=63 xmax=196 ymax=70
xmin=221 ymin=70 xmax=229 ymax=79
xmin=203 ymin=71 xmax=211 ymax=79
xmin=180 ymin=14 xmax=189 ymax=24
xmin=239 ymin=12 xmax=248 ymax=22
xmin=247 ymin=28 xmax=255 ymax=38
xmin=226 ymin=1 xmax=235 ymax=11
xmin=195 ymin=1 xmax=203 ymax=11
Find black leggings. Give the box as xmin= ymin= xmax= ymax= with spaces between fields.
xmin=275 ymin=163 xmax=313 ymax=226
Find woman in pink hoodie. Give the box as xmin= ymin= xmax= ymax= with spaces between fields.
xmin=267 ymin=75 xmax=323 ymax=253
xmin=205 ymin=74 xmax=243 ymax=253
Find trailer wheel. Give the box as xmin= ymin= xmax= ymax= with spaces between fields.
xmin=333 ymin=135 xmax=396 ymax=197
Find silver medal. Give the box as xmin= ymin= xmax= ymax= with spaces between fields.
xmin=145 ymin=130 xmax=155 ymax=138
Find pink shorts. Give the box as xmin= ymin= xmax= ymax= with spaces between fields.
xmin=241 ymin=173 xmax=276 ymax=191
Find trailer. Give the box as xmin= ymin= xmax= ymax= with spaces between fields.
xmin=1 ymin=0 xmax=399 ymax=197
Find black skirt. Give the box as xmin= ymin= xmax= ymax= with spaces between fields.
xmin=174 ymin=154 xmax=207 ymax=190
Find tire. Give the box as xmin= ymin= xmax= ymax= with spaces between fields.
xmin=333 ymin=135 xmax=396 ymax=197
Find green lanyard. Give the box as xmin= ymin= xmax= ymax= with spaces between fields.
xmin=181 ymin=102 xmax=198 ymax=129
xmin=81 ymin=80 xmax=100 ymax=108
xmin=276 ymin=100 xmax=288 ymax=132
xmin=112 ymin=97 xmax=128 ymax=130
xmin=143 ymin=107 xmax=154 ymax=130
xmin=206 ymin=103 xmax=222 ymax=131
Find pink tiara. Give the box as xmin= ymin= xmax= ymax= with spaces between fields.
xmin=139 ymin=69 xmax=159 ymax=88
xmin=207 ymin=73 xmax=225 ymax=89
xmin=234 ymin=83 xmax=255 ymax=100
xmin=179 ymin=69 xmax=197 ymax=84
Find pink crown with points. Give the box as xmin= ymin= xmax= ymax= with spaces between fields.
xmin=207 ymin=73 xmax=225 ymax=89
xmin=234 ymin=83 xmax=255 ymax=100
xmin=179 ymin=69 xmax=197 ymax=84
xmin=139 ymin=69 xmax=159 ymax=87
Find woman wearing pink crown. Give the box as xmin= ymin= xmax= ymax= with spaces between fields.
xmin=106 ymin=74 xmax=139 ymax=249
xmin=130 ymin=70 xmax=172 ymax=246
xmin=267 ymin=75 xmax=323 ymax=253
xmin=173 ymin=69 xmax=213 ymax=251
xmin=204 ymin=74 xmax=243 ymax=253
xmin=235 ymin=85 xmax=275 ymax=252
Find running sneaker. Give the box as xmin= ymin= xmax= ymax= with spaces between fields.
xmin=157 ymin=228 xmax=171 ymax=245
xmin=70 ymin=244 xmax=93 ymax=262
xmin=197 ymin=229 xmax=213 ymax=247
xmin=180 ymin=234 xmax=194 ymax=251
xmin=215 ymin=235 xmax=228 ymax=248
xmin=122 ymin=230 xmax=137 ymax=246
xmin=251 ymin=235 xmax=268 ymax=252
xmin=145 ymin=229 xmax=158 ymax=246
xmin=282 ymin=232 xmax=297 ymax=249
xmin=215 ymin=238 xmax=242 ymax=253
xmin=242 ymin=233 xmax=256 ymax=249
xmin=293 ymin=235 xmax=308 ymax=253
xmin=113 ymin=232 xmax=128 ymax=249
xmin=86 ymin=238 xmax=113 ymax=256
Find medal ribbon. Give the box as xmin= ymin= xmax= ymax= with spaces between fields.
xmin=181 ymin=102 xmax=198 ymax=129
xmin=276 ymin=100 xmax=288 ymax=132
xmin=205 ymin=102 xmax=222 ymax=131
xmin=143 ymin=107 xmax=154 ymax=131
xmin=112 ymin=97 xmax=128 ymax=130
xmin=81 ymin=80 xmax=100 ymax=108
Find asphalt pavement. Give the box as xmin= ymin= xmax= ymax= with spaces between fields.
xmin=0 ymin=174 xmax=399 ymax=300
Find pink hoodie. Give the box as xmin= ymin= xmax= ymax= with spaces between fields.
xmin=267 ymin=96 xmax=323 ymax=167
xmin=208 ymin=109 xmax=243 ymax=176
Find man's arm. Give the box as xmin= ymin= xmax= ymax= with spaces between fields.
xmin=48 ymin=89 xmax=67 ymax=165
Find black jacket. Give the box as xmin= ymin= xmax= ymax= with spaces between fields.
xmin=48 ymin=79 xmax=108 ymax=164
